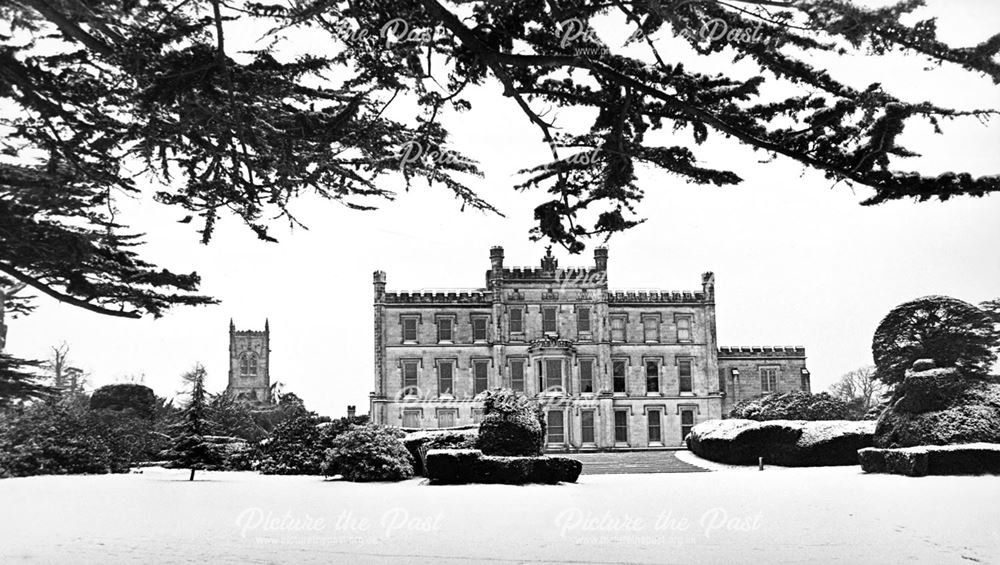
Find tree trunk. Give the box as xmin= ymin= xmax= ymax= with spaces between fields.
xmin=189 ymin=468 xmax=195 ymax=481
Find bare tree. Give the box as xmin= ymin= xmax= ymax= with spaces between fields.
xmin=829 ymin=366 xmax=888 ymax=415
xmin=44 ymin=341 xmax=88 ymax=395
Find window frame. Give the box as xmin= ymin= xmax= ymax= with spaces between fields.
xmin=509 ymin=307 xmax=524 ymax=336
xmin=544 ymin=358 xmax=563 ymax=391
xmin=678 ymin=357 xmax=694 ymax=393
xmin=473 ymin=359 xmax=490 ymax=395
xmin=471 ymin=315 xmax=489 ymax=343
xmin=401 ymin=359 xmax=420 ymax=396
xmin=612 ymin=358 xmax=627 ymax=394
xmin=614 ymin=410 xmax=629 ymax=445
xmin=644 ymin=358 xmax=661 ymax=394
xmin=546 ymin=410 xmax=565 ymax=445
xmin=647 ymin=409 xmax=662 ymax=444
xmin=435 ymin=315 xmax=456 ymax=343
xmin=581 ymin=410 xmax=596 ymax=444
xmin=610 ymin=315 xmax=627 ymax=342
xmin=760 ymin=366 xmax=779 ymax=393
xmin=400 ymin=314 xmax=420 ymax=343
xmin=576 ymin=306 xmax=592 ymax=336
xmin=675 ymin=314 xmax=693 ymax=343
xmin=509 ymin=358 xmax=526 ymax=392
xmin=680 ymin=409 xmax=696 ymax=441
xmin=542 ymin=306 xmax=558 ymax=334
xmin=641 ymin=314 xmax=661 ymax=343
xmin=436 ymin=359 xmax=455 ymax=397
xmin=579 ymin=357 xmax=595 ymax=394
xmin=436 ymin=408 xmax=458 ymax=428
xmin=402 ymin=409 xmax=421 ymax=428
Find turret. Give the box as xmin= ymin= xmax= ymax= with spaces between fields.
xmin=373 ymin=270 xmax=386 ymax=301
xmin=701 ymin=272 xmax=715 ymax=301
xmin=594 ymin=246 xmax=608 ymax=272
xmin=490 ymin=246 xmax=504 ymax=274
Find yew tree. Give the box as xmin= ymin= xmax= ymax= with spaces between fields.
xmin=1 ymin=0 xmax=998 ymax=323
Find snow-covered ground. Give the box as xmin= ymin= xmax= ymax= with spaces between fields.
xmin=1 ymin=465 xmax=997 ymax=564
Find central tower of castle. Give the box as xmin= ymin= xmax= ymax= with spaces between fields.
xmin=228 ymin=319 xmax=271 ymax=402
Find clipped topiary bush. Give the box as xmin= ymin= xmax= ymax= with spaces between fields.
xmin=686 ymin=419 xmax=875 ymax=466
xmin=401 ymin=427 xmax=478 ymax=476
xmin=859 ymin=443 xmax=1000 ymax=476
xmin=729 ymin=392 xmax=853 ymax=421
xmin=476 ymin=388 xmax=545 ymax=456
xmin=424 ymin=449 xmax=582 ymax=484
xmin=322 ymin=424 xmax=414 ymax=482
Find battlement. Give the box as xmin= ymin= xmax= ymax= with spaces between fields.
xmin=384 ymin=291 xmax=491 ymax=304
xmin=497 ymin=266 xmax=604 ymax=280
xmin=718 ymin=346 xmax=806 ymax=357
xmin=608 ymin=290 xmax=707 ymax=303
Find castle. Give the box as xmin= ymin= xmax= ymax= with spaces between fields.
xmin=370 ymin=246 xmax=811 ymax=449
xmin=227 ymin=319 xmax=271 ymax=402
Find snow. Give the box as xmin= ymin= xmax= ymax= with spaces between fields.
xmin=1 ymin=465 xmax=998 ymax=564
xmin=691 ymin=418 xmax=876 ymax=446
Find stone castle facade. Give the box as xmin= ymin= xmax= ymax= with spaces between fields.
xmin=227 ymin=319 xmax=271 ymax=402
xmin=370 ymin=247 xmax=810 ymax=449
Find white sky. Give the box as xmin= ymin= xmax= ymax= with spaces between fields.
xmin=5 ymin=0 xmax=1000 ymax=415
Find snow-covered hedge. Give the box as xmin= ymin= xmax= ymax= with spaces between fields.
xmin=686 ymin=419 xmax=875 ymax=466
xmin=859 ymin=443 xmax=1000 ymax=476
xmin=402 ymin=428 xmax=478 ymax=476
xmin=424 ymin=449 xmax=582 ymax=484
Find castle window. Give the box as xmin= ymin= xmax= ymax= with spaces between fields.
xmin=577 ymin=307 xmax=591 ymax=334
xmin=545 ymin=358 xmax=563 ymax=391
xmin=472 ymin=316 xmax=488 ymax=342
xmin=509 ymin=307 xmax=523 ymax=334
xmin=402 ymin=409 xmax=421 ymax=428
xmin=437 ymin=360 xmax=454 ymax=396
xmin=436 ymin=317 xmax=454 ymax=342
xmin=761 ymin=367 xmax=779 ymax=393
xmin=642 ymin=315 xmax=660 ymax=343
xmin=402 ymin=360 xmax=419 ymax=395
xmin=546 ymin=410 xmax=565 ymax=445
xmin=681 ymin=409 xmax=695 ymax=441
xmin=679 ymin=358 xmax=693 ymax=393
xmin=647 ymin=410 xmax=662 ymax=444
xmin=612 ymin=359 xmax=627 ymax=393
xmin=645 ymin=360 xmax=660 ymax=393
xmin=401 ymin=316 xmax=419 ymax=343
xmin=581 ymin=410 xmax=596 ymax=444
xmin=510 ymin=359 xmax=525 ymax=392
xmin=473 ymin=360 xmax=489 ymax=395
xmin=610 ymin=315 xmax=626 ymax=342
xmin=542 ymin=307 xmax=557 ymax=334
xmin=614 ymin=411 xmax=629 ymax=444
xmin=676 ymin=315 xmax=693 ymax=342
xmin=579 ymin=358 xmax=594 ymax=393
xmin=437 ymin=409 xmax=457 ymax=428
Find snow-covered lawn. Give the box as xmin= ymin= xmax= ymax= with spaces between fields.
xmin=1 ymin=465 xmax=997 ymax=564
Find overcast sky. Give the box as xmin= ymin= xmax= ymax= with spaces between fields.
xmin=6 ymin=0 xmax=999 ymax=416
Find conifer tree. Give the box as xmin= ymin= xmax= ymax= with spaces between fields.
xmin=164 ymin=364 xmax=223 ymax=481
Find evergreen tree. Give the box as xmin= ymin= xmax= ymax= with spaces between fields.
xmin=0 ymin=0 xmax=996 ymax=317
xmin=0 ymin=354 xmax=55 ymax=408
xmin=163 ymin=364 xmax=223 ymax=480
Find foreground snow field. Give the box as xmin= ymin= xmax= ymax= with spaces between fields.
xmin=1 ymin=464 xmax=997 ymax=564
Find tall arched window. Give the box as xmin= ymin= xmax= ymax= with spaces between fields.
xmin=240 ymin=353 xmax=257 ymax=376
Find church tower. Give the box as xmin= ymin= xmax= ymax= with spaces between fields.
xmin=227 ymin=318 xmax=271 ymax=403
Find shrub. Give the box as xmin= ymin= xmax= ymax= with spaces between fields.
xmin=424 ymin=449 xmax=582 ymax=484
xmin=322 ymin=424 xmax=413 ymax=482
xmin=860 ymin=444 xmax=1000 ymax=476
xmin=477 ymin=388 xmax=545 ymax=456
xmin=687 ymin=419 xmax=875 ymax=466
xmin=729 ymin=391 xmax=853 ymax=421
xmin=254 ymin=414 xmax=327 ymax=475
xmin=90 ymin=384 xmax=157 ymax=419
xmin=417 ymin=432 xmax=477 ymax=475
xmin=402 ymin=427 xmax=478 ymax=475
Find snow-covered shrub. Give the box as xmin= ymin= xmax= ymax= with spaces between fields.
xmin=687 ymin=419 xmax=875 ymax=466
xmin=476 ymin=388 xmax=545 ymax=456
xmin=860 ymin=443 xmax=1000 ymax=476
xmin=729 ymin=392 xmax=853 ymax=421
xmin=90 ymin=384 xmax=157 ymax=419
xmin=424 ymin=449 xmax=582 ymax=484
xmin=321 ymin=424 xmax=413 ymax=482
xmin=0 ymin=400 xmax=114 ymax=477
xmin=402 ymin=427 xmax=478 ymax=475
